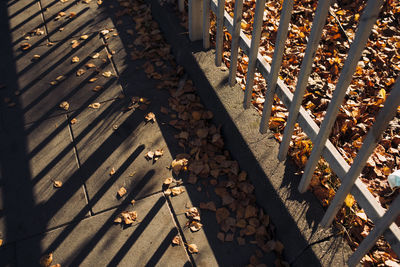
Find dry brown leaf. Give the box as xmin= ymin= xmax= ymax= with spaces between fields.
xmin=51 ymin=264 xmax=61 ymax=267
xmin=69 ymin=12 xmax=76 ymax=18
xmin=102 ymin=71 xmax=112 ymax=78
xmin=56 ymin=75 xmax=64 ymax=81
xmin=145 ymin=112 xmax=156 ymax=122
xmin=163 ymin=177 xmax=173 ymax=186
xmin=39 ymin=253 xmax=53 ymax=267
xmin=216 ymin=207 xmax=230 ymax=224
xmin=20 ymin=42 xmax=31 ymax=51
xmin=117 ymin=187 xmax=127 ymax=197
xmin=85 ymin=63 xmax=96 ymax=68
xmin=172 ymin=235 xmax=181 ymax=246
xmin=59 ymin=101 xmax=69 ymax=111
xmin=80 ymin=34 xmax=89 ymax=40
xmin=115 ymin=211 xmax=137 ymax=225
xmin=33 ymin=54 xmax=41 ymax=60
xmin=92 ymin=86 xmax=103 ymax=92
xmin=76 ymin=69 xmax=86 ymax=76
xmin=0 ymin=239 xmax=2 ymax=246
xmin=171 ymin=186 xmax=185 ymax=196
xmin=164 ymin=188 xmax=171 ymax=196
xmin=154 ymin=149 xmax=163 ymax=157
xmin=71 ymin=42 xmax=80 ymax=49
xmin=131 ymin=200 xmax=135 ymax=205
xmin=110 ymin=167 xmax=116 ymax=176
xmin=217 ymin=232 xmax=225 ymax=242
xmin=160 ymin=106 xmax=169 ymax=114
xmin=71 ymin=56 xmax=79 ymax=63
xmin=145 ymin=151 xmax=154 ymax=160
xmin=89 ymin=77 xmax=98 ymax=83
xmin=92 ymin=53 xmax=100 ymax=59
xmin=189 ymin=221 xmax=203 ymax=232
xmin=70 ymin=118 xmax=77 ymax=124
xmin=53 ymin=180 xmax=62 ymax=188
xmin=89 ymin=103 xmax=101 ymax=109
xmin=171 ymin=158 xmax=188 ymax=175
xmin=185 ymin=207 xmax=200 ymax=221
xmin=187 ymin=243 xmax=199 ymax=254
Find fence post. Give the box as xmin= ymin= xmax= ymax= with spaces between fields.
xmin=189 ymin=0 xmax=204 ymax=41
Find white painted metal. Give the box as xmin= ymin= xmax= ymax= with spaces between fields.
xmin=228 ymin=0 xmax=243 ymax=86
xmin=203 ymin=0 xmax=211 ymax=49
xmin=277 ymin=0 xmax=332 ymax=158
xmin=243 ymin=0 xmax=266 ymax=108
xmin=348 ymin=195 xmax=400 ymax=267
xmin=321 ymin=78 xmax=400 ymax=227
xmin=189 ymin=0 xmax=204 ymax=41
xmin=215 ymin=0 xmax=225 ymax=66
xmin=298 ymin=0 xmax=384 ymax=193
xmin=259 ymin=0 xmax=295 ymax=133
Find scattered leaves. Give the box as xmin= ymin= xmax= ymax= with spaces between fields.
xmin=71 ymin=56 xmax=79 ymax=63
xmin=187 ymin=243 xmax=199 ymax=254
xmin=114 ymin=211 xmax=137 ymax=225
xmin=102 ymin=71 xmax=112 ymax=77
xmin=76 ymin=69 xmax=86 ymax=76
xmin=172 ymin=235 xmax=181 ymax=246
xmin=170 ymin=186 xmax=185 ymax=196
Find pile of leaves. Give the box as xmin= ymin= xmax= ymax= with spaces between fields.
xmin=113 ymin=0 xmax=289 ymax=265
xmin=203 ymin=0 xmax=400 ymax=265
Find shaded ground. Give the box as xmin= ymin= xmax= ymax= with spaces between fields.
xmin=0 ymin=0 xmax=282 ymax=266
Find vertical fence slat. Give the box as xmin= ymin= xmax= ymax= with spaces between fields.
xmin=243 ymin=0 xmax=266 ymax=108
xmin=189 ymin=0 xmax=204 ymax=41
xmin=203 ymin=0 xmax=211 ymax=49
xmin=277 ymin=0 xmax=332 ymax=158
xmin=179 ymin=0 xmax=184 ymax=12
xmin=215 ymin=0 xmax=225 ymax=66
xmin=259 ymin=0 xmax=295 ymax=133
xmin=228 ymin=0 xmax=243 ymax=86
xmin=321 ymin=78 xmax=400 ymax=227
xmin=298 ymin=0 xmax=384 ymax=193
xmin=348 ymin=195 xmax=400 ymax=267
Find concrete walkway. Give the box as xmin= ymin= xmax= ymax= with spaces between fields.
xmin=0 ymin=0 xmax=280 ymax=266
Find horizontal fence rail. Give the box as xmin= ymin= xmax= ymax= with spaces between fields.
xmin=186 ymin=0 xmax=400 ymax=264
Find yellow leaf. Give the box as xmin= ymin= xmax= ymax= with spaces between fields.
xmin=344 ymin=194 xmax=355 ymax=208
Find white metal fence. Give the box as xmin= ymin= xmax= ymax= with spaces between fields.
xmin=184 ymin=0 xmax=400 ymax=265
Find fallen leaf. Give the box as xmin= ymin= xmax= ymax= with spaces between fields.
xmin=88 ymin=103 xmax=101 ymax=109
xmin=145 ymin=112 xmax=156 ymax=122
xmin=216 ymin=207 xmax=230 ymax=224
xmin=92 ymin=53 xmax=100 ymax=59
xmin=71 ymin=42 xmax=80 ymax=49
xmin=102 ymin=71 xmax=112 ymax=77
xmin=189 ymin=221 xmax=203 ymax=232
xmin=154 ymin=149 xmax=163 ymax=157
xmin=51 ymin=264 xmax=61 ymax=267
xmin=117 ymin=187 xmax=127 ymax=197
xmin=80 ymin=34 xmax=89 ymax=40
xmin=185 ymin=207 xmax=200 ymax=221
xmin=85 ymin=63 xmax=96 ymax=68
xmin=20 ymin=42 xmax=31 ymax=51
xmin=39 ymin=253 xmax=53 ymax=267
xmin=0 ymin=239 xmax=3 ymax=246
xmin=53 ymin=180 xmax=62 ymax=188
xmin=187 ymin=243 xmax=199 ymax=254
xmin=69 ymin=12 xmax=76 ymax=18
xmin=100 ymin=29 xmax=109 ymax=35
xmin=131 ymin=199 xmax=135 ymax=205
xmin=59 ymin=101 xmax=69 ymax=111
xmin=344 ymin=194 xmax=355 ymax=208
xmin=114 ymin=211 xmax=137 ymax=225
xmin=199 ymin=201 xmax=216 ymax=211
xmin=171 ymin=158 xmax=188 ymax=175
xmin=171 ymin=186 xmax=185 ymax=196
xmin=70 ymin=118 xmax=77 ymax=124
xmin=145 ymin=151 xmax=154 ymax=160
xmin=172 ymin=235 xmax=181 ymax=246
xmin=32 ymin=54 xmax=41 ymax=60
xmin=92 ymin=86 xmax=103 ymax=92
xmin=89 ymin=77 xmax=98 ymax=83
xmin=110 ymin=167 xmax=116 ymax=176
xmin=76 ymin=69 xmax=86 ymax=76
xmin=163 ymin=177 xmax=173 ymax=186
xmin=71 ymin=56 xmax=79 ymax=63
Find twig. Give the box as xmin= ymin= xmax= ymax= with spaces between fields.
xmin=329 ymin=7 xmax=351 ymax=43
